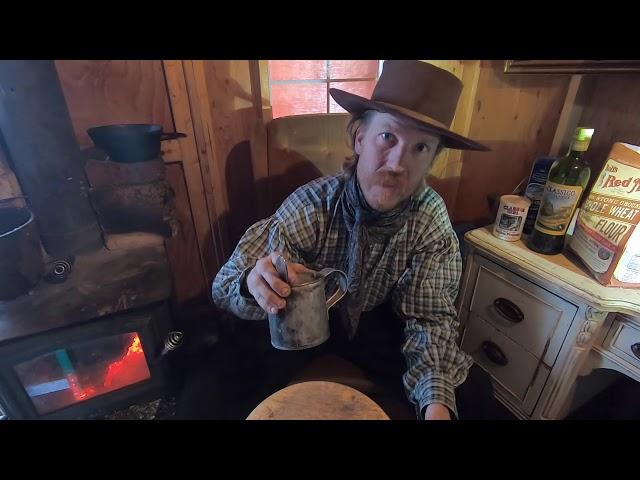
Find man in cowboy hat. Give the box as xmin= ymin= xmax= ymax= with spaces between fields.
xmin=187 ymin=61 xmax=495 ymax=420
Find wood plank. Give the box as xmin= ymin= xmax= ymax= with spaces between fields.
xmin=164 ymin=163 xmax=209 ymax=305
xmin=248 ymin=61 xmax=271 ymax=219
xmin=259 ymin=60 xmax=271 ymax=112
xmin=55 ymin=60 xmax=174 ymax=147
xmin=182 ymin=60 xmax=229 ymax=270
xmin=194 ymin=60 xmax=263 ymax=250
xmin=249 ymin=60 xmax=264 ymax=122
xmin=162 ymin=60 xmax=221 ymax=283
xmin=424 ymin=60 xmax=481 ymax=215
xmin=578 ymin=73 xmax=640 ymax=191
xmin=454 ymin=60 xmax=571 ymax=225
xmin=549 ymin=75 xmax=585 ymax=156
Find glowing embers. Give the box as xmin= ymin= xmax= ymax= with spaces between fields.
xmin=15 ymin=332 xmax=151 ymax=415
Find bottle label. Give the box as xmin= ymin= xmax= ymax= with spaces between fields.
xmin=523 ymin=159 xmax=553 ymax=234
xmin=572 ymin=139 xmax=591 ymax=152
xmin=523 ymin=183 xmax=546 ymax=232
xmin=534 ymin=181 xmax=583 ymax=236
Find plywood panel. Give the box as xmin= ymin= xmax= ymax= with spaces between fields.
xmin=454 ymin=60 xmax=570 ymax=224
xmin=165 ymin=163 xmax=208 ymax=305
xmin=424 ymin=60 xmax=480 ymax=214
xmin=162 ymin=60 xmax=219 ymax=284
xmin=199 ymin=60 xmax=261 ymax=250
xmin=55 ymin=60 xmax=174 ymax=147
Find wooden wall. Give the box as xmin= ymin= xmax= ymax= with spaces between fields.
xmin=423 ymin=60 xmax=480 ymax=215
xmin=47 ymin=60 xmax=264 ymax=308
xmin=53 ymin=61 xmax=209 ymax=307
xmin=5 ymin=60 xmax=637 ymax=309
xmin=255 ymin=60 xmax=571 ymax=226
xmin=198 ymin=60 xmax=262 ymax=250
xmin=55 ymin=61 xmax=174 ymax=146
xmin=453 ymin=60 xmax=571 ymax=225
xmin=577 ymin=74 xmax=640 ymax=185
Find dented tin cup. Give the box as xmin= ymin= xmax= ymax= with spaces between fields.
xmin=268 ymin=267 xmax=347 ymax=350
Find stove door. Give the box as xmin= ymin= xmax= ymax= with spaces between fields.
xmin=13 ymin=331 xmax=152 ymax=415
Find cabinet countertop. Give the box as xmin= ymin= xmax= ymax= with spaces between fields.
xmin=465 ymin=226 xmax=640 ymax=317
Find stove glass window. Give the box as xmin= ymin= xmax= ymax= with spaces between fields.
xmin=13 ymin=332 xmax=151 ymax=414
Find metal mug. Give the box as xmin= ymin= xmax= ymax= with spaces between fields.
xmin=268 ymin=267 xmax=348 ymax=350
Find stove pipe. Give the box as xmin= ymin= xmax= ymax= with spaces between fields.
xmin=0 ymin=60 xmax=102 ymax=256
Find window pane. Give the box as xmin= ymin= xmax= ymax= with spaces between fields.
xmin=329 ymin=60 xmax=379 ymax=80
xmin=329 ymin=81 xmax=376 ymax=113
xmin=269 ymin=60 xmax=327 ymax=81
xmin=271 ymin=83 xmax=328 ymax=118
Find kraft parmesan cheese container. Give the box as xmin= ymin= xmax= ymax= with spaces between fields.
xmin=493 ymin=195 xmax=531 ymax=241
xmin=568 ymin=142 xmax=640 ymax=287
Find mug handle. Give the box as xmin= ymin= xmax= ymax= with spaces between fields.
xmin=318 ymin=268 xmax=348 ymax=310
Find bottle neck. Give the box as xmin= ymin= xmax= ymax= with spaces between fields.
xmin=567 ymin=141 xmax=589 ymax=162
xmin=567 ymin=148 xmax=586 ymax=162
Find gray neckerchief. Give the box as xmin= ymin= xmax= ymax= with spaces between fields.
xmin=339 ymin=172 xmax=412 ymax=338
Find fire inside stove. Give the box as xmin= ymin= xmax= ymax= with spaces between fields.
xmin=13 ymin=332 xmax=151 ymax=415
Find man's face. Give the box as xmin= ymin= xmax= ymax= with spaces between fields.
xmin=354 ymin=112 xmax=441 ymax=212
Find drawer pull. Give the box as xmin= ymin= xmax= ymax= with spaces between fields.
xmin=493 ymin=298 xmax=524 ymax=324
xmin=481 ymin=341 xmax=509 ymax=366
xmin=632 ymin=343 xmax=640 ymax=360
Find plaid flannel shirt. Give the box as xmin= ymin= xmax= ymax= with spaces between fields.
xmin=212 ymin=173 xmax=473 ymax=418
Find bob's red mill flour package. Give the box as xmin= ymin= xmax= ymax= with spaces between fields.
xmin=568 ymin=142 xmax=640 ymax=287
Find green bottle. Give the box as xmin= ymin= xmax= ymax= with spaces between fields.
xmin=526 ymin=127 xmax=595 ymax=255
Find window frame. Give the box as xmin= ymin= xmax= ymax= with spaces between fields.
xmin=268 ymin=60 xmax=382 ymax=117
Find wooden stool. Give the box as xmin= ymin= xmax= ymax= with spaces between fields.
xmin=246 ymin=381 xmax=390 ymax=420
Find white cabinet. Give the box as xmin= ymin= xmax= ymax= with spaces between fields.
xmin=470 ymin=256 xmax=577 ymax=365
xmin=458 ymin=227 xmax=640 ymax=419
xmin=603 ymin=317 xmax=640 ymax=369
xmin=461 ymin=313 xmax=550 ymax=415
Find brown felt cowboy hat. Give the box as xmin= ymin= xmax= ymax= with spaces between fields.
xmin=329 ymin=60 xmax=490 ymax=151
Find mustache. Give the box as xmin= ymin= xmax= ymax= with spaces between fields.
xmin=374 ymin=170 xmax=403 ymax=184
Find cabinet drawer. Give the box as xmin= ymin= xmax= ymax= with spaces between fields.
xmin=470 ymin=255 xmax=577 ymax=365
xmin=461 ymin=313 xmax=549 ymax=410
xmin=603 ymin=316 xmax=640 ymax=371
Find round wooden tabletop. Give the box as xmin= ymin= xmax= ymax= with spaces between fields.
xmin=246 ymin=380 xmax=390 ymax=420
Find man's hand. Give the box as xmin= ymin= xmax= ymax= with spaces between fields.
xmin=424 ymin=403 xmax=451 ymax=420
xmin=245 ymin=252 xmax=312 ymax=315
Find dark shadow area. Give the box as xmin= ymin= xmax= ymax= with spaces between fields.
xmin=567 ymin=369 xmax=640 ymax=419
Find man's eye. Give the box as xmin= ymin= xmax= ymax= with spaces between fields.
xmin=380 ymin=132 xmax=394 ymax=141
xmin=417 ymin=143 xmax=431 ymax=153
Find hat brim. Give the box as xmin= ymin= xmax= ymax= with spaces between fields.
xmin=329 ymin=88 xmax=490 ymax=152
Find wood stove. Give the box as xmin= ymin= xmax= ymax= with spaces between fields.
xmin=0 ymin=246 xmax=174 ymax=420
xmin=0 ymin=61 xmax=177 ymax=420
